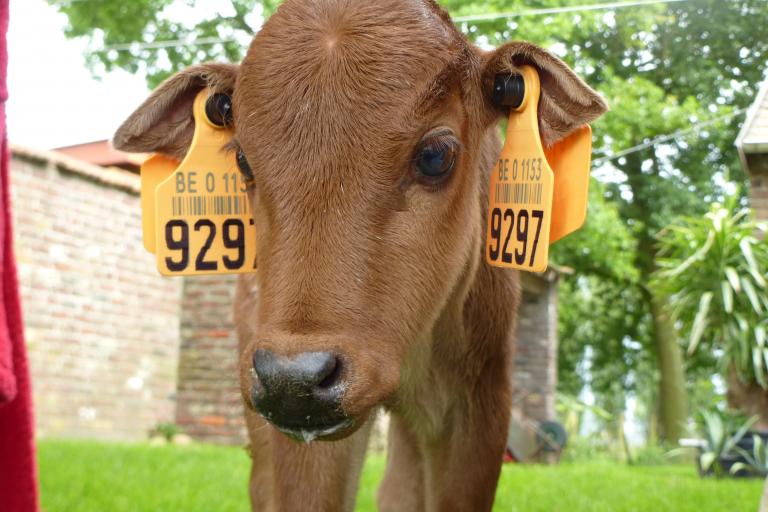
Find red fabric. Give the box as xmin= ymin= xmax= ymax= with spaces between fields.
xmin=0 ymin=0 xmax=40 ymax=509
xmin=0 ymin=0 xmax=11 ymax=404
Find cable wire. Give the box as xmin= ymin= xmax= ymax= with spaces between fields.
xmin=592 ymin=107 xmax=748 ymax=167
xmin=101 ymin=0 xmax=692 ymax=52
xmin=103 ymin=36 xmax=236 ymax=52
xmin=453 ymin=0 xmax=689 ymax=24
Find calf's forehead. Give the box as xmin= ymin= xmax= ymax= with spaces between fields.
xmin=233 ymin=0 xmax=469 ymax=164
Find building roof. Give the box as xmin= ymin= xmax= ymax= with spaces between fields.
xmin=11 ymin=143 xmax=140 ymax=194
xmin=54 ymin=140 xmax=146 ymax=172
xmin=737 ymin=79 xmax=768 ymax=160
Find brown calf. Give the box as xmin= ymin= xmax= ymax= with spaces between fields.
xmin=114 ymin=1 xmax=606 ymax=510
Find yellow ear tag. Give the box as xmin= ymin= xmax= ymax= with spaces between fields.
xmin=547 ymin=124 xmax=592 ymax=244
xmin=140 ymin=154 xmax=178 ymax=253
xmin=140 ymin=88 xmax=257 ymax=276
xmin=486 ymin=66 xmax=593 ymax=273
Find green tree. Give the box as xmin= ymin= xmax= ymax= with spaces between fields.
xmin=47 ymin=0 xmax=281 ymax=88
xmin=552 ymin=179 xmax=641 ymax=399
xmin=576 ymin=0 xmax=768 ymax=442
xmin=652 ymin=198 xmax=768 ymax=426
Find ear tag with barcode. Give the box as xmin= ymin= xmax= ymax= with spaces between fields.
xmin=486 ymin=66 xmax=593 ymax=273
xmin=140 ymin=88 xmax=257 ymax=276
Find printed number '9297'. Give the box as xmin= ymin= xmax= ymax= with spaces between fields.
xmin=488 ymin=208 xmax=545 ymax=267
xmin=164 ymin=218 xmax=252 ymax=272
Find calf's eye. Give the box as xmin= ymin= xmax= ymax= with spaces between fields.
xmin=413 ymin=133 xmax=459 ymax=182
xmin=236 ymin=149 xmax=254 ymax=181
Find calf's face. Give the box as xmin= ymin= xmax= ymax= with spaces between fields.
xmin=114 ymin=0 xmax=606 ymax=441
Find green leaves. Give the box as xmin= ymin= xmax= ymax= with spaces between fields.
xmin=552 ymin=180 xmax=643 ymax=400
xmin=696 ymin=408 xmax=759 ymax=478
xmin=688 ymin=292 xmax=712 ymax=356
xmin=721 ymin=281 xmax=733 ymax=314
xmin=741 ymin=238 xmax=766 ymax=288
xmin=725 ymin=266 xmax=742 ymax=293
xmin=48 ymin=0 xmax=266 ymax=88
xmin=730 ymin=433 xmax=768 ymax=477
xmin=742 ymin=277 xmax=763 ymax=315
xmin=653 ymin=198 xmax=768 ymax=389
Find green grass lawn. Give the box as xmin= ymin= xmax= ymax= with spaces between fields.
xmin=38 ymin=440 xmax=762 ymax=511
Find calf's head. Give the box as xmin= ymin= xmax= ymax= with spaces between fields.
xmin=115 ymin=0 xmax=606 ymax=441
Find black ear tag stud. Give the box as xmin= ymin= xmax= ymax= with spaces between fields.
xmin=492 ymin=74 xmax=525 ymax=109
xmin=205 ymin=93 xmax=234 ymax=127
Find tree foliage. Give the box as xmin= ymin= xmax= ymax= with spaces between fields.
xmin=653 ymin=199 xmax=768 ymax=388
xmin=552 ymin=179 xmax=643 ymax=400
xmin=48 ymin=0 xmax=279 ymax=88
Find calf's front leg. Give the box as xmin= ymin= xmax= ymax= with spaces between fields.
xmin=250 ymin=417 xmax=371 ymax=512
xmin=378 ymin=415 xmax=425 ymax=512
xmin=424 ymin=365 xmax=511 ymax=512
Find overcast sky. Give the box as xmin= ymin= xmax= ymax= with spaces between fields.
xmin=7 ymin=0 xmax=150 ymax=149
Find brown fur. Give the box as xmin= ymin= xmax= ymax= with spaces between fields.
xmin=114 ymin=1 xmax=606 ymax=510
xmin=726 ymin=367 xmax=768 ymax=429
xmin=114 ymin=63 xmax=239 ymax=159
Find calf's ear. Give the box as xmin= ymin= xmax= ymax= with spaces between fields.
xmin=113 ymin=63 xmax=239 ymax=159
xmin=481 ymin=42 xmax=607 ymax=147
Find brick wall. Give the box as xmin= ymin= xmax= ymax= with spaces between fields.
xmin=10 ymin=149 xmax=183 ymax=440
xmin=175 ymin=275 xmax=246 ymax=444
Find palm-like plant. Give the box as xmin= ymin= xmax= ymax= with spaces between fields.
xmin=697 ymin=408 xmax=756 ymax=477
xmin=732 ymin=433 xmax=768 ymax=477
xmin=652 ymin=197 xmax=768 ymax=421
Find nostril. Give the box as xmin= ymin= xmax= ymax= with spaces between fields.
xmin=252 ymin=349 xmax=275 ymax=384
xmin=317 ymin=357 xmax=342 ymax=389
xmin=251 ymin=349 xmax=343 ymax=394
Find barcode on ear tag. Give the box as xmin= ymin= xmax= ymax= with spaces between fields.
xmin=487 ymin=158 xmax=553 ymax=273
xmin=154 ymin=169 xmax=257 ymax=276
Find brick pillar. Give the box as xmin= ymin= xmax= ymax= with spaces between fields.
xmin=513 ymin=272 xmax=559 ymax=423
xmin=175 ymin=275 xmax=246 ymax=444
